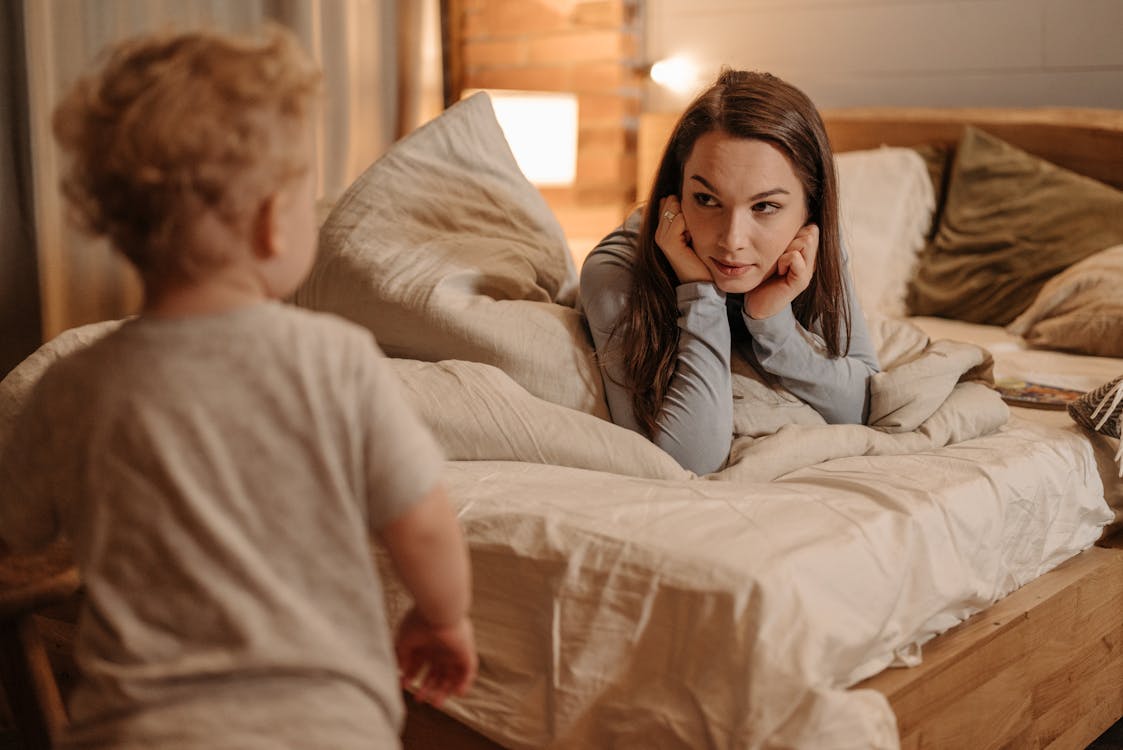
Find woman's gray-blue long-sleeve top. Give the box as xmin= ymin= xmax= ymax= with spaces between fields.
xmin=578 ymin=208 xmax=880 ymax=475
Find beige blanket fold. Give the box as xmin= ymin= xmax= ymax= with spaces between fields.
xmin=866 ymin=340 xmax=995 ymax=433
xmin=717 ymin=326 xmax=1005 ymax=482
xmin=399 ymin=319 xmax=1008 ymax=482
xmin=390 ymin=359 xmax=694 ymax=481
xmin=717 ymin=382 xmax=1007 ymax=483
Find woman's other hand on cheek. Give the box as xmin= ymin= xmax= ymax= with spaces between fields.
xmin=744 ymin=223 xmax=819 ymax=319
xmin=655 ymin=195 xmax=711 ymax=285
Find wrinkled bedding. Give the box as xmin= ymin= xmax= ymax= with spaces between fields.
xmin=375 ymin=318 xmax=1111 ymax=749
xmin=378 ymin=417 xmax=1109 ymax=750
xmin=910 ymin=315 xmax=1123 ymax=531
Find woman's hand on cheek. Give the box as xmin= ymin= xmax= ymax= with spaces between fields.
xmin=744 ymin=223 xmax=819 ymax=320
xmin=655 ymin=195 xmax=711 ymax=285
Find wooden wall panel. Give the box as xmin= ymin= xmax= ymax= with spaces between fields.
xmin=450 ymin=0 xmax=642 ymax=263
xmin=643 ymin=0 xmax=1123 ymax=112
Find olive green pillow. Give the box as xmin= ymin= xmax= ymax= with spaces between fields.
xmin=1006 ymin=244 xmax=1123 ymax=358
xmin=909 ymin=142 xmax=954 ymax=240
xmin=906 ymin=126 xmax=1123 ymax=325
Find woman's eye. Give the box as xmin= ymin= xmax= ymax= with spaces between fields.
xmin=692 ymin=192 xmax=719 ymax=207
xmin=753 ymin=202 xmax=781 ymax=214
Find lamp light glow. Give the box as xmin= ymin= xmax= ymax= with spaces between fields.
xmin=467 ymin=89 xmax=579 ymax=187
xmin=649 ymin=56 xmax=699 ymax=95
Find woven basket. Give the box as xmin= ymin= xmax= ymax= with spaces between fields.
xmin=1068 ymin=375 xmax=1123 ymax=440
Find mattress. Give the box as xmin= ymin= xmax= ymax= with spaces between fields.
xmin=380 ymin=321 xmax=1117 ymax=750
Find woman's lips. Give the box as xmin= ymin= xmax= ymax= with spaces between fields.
xmin=712 ymin=258 xmax=753 ymax=277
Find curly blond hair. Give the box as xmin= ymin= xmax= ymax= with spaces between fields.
xmin=53 ymin=25 xmax=321 ymax=284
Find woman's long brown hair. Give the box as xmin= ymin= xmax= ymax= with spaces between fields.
xmin=619 ymin=69 xmax=851 ymax=438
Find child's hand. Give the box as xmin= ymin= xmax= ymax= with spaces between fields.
xmin=396 ymin=607 xmax=478 ymax=706
xmin=744 ymin=223 xmax=819 ymax=320
xmin=655 ymin=195 xmax=711 ymax=285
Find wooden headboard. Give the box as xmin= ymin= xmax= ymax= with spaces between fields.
xmin=637 ymin=107 xmax=1123 ymax=196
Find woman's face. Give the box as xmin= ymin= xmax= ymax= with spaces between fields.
xmin=679 ymin=131 xmax=809 ymax=294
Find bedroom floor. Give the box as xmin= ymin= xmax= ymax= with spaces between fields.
xmin=3 ymin=661 xmax=1123 ymax=749
xmin=1092 ymin=720 xmax=1123 ymax=749
xmin=1 ymin=721 xmax=1123 ymax=748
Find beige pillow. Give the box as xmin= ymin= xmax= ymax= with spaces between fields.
xmin=1006 ymin=244 xmax=1123 ymax=357
xmin=835 ymin=146 xmax=935 ymax=319
xmin=906 ymin=126 xmax=1123 ymax=325
xmin=294 ymin=93 xmax=607 ymax=417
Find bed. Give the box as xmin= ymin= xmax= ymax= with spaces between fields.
xmin=1 ymin=99 xmax=1121 ymax=750
xmin=362 ymin=100 xmax=1123 ymax=749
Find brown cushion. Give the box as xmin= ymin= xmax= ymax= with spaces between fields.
xmin=1006 ymin=244 xmax=1123 ymax=357
xmin=906 ymin=126 xmax=1123 ymax=325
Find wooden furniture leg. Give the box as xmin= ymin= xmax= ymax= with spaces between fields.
xmin=0 ymin=614 xmax=68 ymax=749
xmin=0 ymin=541 xmax=79 ymax=749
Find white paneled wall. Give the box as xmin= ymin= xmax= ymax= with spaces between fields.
xmin=644 ymin=0 xmax=1123 ymax=110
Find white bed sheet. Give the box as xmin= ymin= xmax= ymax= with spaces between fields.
xmin=382 ymin=321 xmax=1116 ymax=750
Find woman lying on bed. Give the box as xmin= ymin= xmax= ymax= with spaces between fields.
xmin=580 ymin=69 xmax=879 ymax=475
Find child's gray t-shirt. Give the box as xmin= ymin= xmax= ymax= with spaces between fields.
xmin=0 ymin=301 xmax=444 ymax=749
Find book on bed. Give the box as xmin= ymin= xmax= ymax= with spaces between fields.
xmin=994 ymin=378 xmax=1086 ymax=409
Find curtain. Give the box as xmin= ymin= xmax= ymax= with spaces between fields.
xmin=0 ymin=1 xmax=42 ymax=378
xmin=18 ymin=0 xmax=442 ymax=342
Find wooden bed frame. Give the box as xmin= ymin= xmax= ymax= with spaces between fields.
xmin=638 ymin=106 xmax=1123 ymax=195
xmin=3 ymin=108 xmax=1122 ymax=750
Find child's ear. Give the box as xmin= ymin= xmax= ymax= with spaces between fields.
xmin=251 ymin=193 xmax=281 ymax=259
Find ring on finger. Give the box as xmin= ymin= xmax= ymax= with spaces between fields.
xmin=662 ymin=209 xmax=677 ymax=222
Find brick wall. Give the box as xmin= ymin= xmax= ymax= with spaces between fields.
xmin=449 ymin=0 xmax=642 ymax=263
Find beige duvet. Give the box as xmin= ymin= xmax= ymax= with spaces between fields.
xmin=376 ymin=322 xmax=1112 ymax=750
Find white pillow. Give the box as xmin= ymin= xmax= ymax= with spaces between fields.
xmin=835 ymin=147 xmax=935 ymax=320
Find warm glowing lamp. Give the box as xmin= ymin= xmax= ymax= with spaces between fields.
xmin=649 ymin=56 xmax=700 ymax=95
xmin=466 ymin=89 xmax=579 ymax=186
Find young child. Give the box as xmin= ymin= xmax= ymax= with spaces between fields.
xmin=0 ymin=26 xmax=475 ymax=749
